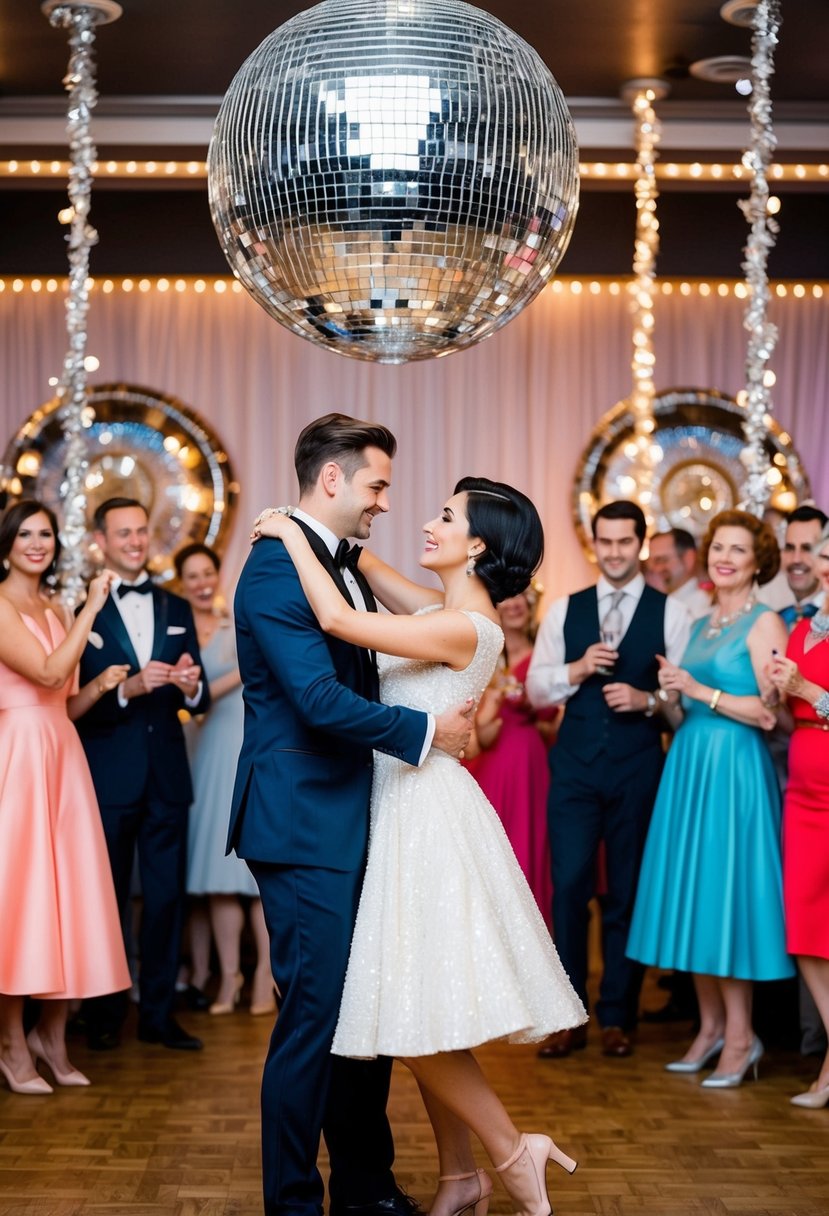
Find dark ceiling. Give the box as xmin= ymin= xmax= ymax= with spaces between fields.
xmin=1 ymin=0 xmax=827 ymax=278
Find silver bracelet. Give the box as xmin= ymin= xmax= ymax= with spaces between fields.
xmin=815 ymin=691 xmax=829 ymax=721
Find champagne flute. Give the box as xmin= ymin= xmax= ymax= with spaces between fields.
xmin=597 ymin=606 xmax=623 ymax=676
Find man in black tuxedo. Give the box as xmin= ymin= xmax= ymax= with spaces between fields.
xmin=527 ymin=500 xmax=691 ymax=1058
xmin=232 ymin=414 xmax=473 ymax=1216
xmin=77 ymin=497 xmax=209 ymax=1051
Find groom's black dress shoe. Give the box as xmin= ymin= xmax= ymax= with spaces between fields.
xmin=137 ymin=1018 xmax=203 ymax=1051
xmin=330 ymin=1192 xmax=423 ymax=1216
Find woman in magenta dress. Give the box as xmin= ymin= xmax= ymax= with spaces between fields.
xmin=466 ymin=585 xmax=557 ymax=925
xmin=0 ymin=500 xmax=131 ymax=1094
xmin=770 ymin=524 xmax=829 ymax=1108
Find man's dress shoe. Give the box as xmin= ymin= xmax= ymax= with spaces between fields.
xmin=179 ymin=984 xmax=211 ymax=1012
xmin=137 ymin=1018 xmax=203 ymax=1051
xmin=537 ymin=1025 xmax=588 ymax=1059
xmin=329 ymin=1191 xmax=423 ymax=1216
xmin=601 ymin=1026 xmax=633 ymax=1057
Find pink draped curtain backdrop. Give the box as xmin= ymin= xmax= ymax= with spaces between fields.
xmin=2 ymin=283 xmax=827 ymax=602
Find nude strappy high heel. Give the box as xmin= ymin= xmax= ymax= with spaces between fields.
xmin=495 ymin=1133 xmax=577 ymax=1216
xmin=434 ymin=1168 xmax=493 ymax=1216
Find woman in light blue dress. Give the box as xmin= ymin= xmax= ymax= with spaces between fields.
xmin=177 ymin=545 xmax=275 ymax=1017
xmin=627 ymin=510 xmax=793 ymax=1087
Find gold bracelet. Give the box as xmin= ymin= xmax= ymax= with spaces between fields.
xmin=709 ymin=688 xmax=723 ymax=712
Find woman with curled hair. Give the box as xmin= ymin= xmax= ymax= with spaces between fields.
xmin=769 ymin=524 xmax=829 ymax=1107
xmin=0 ymin=500 xmax=130 ymax=1094
xmin=627 ymin=509 xmax=793 ymax=1088
xmin=254 ymin=478 xmax=585 ymax=1216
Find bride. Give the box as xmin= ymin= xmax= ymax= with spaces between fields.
xmin=255 ymin=477 xmax=586 ymax=1216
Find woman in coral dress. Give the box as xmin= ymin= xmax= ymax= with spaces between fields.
xmin=465 ymin=586 xmax=557 ymax=926
xmin=0 ymin=500 xmax=131 ymax=1094
xmin=770 ymin=524 xmax=829 ymax=1108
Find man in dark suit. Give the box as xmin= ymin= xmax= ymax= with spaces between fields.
xmin=527 ymin=500 xmax=691 ymax=1058
xmin=231 ymin=414 xmax=473 ymax=1216
xmin=77 ymin=496 xmax=209 ymax=1051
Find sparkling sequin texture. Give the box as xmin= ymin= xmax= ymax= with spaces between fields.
xmin=207 ymin=0 xmax=579 ymax=363
xmin=332 ymin=610 xmax=587 ymax=1058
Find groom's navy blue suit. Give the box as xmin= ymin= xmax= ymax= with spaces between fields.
xmin=230 ymin=524 xmax=429 ymax=1216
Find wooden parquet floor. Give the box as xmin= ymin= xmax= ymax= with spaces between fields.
xmin=1 ymin=985 xmax=828 ymax=1216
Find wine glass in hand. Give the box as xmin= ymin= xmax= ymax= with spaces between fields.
xmin=597 ymin=606 xmax=623 ymax=676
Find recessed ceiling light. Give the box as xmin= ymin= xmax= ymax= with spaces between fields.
xmin=689 ymin=55 xmax=753 ymax=84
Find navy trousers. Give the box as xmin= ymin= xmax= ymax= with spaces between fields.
xmin=250 ymin=861 xmax=396 ymax=1216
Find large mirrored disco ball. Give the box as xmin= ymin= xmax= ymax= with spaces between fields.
xmin=207 ymin=0 xmax=579 ymax=363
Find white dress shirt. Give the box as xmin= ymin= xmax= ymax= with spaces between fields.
xmin=113 ymin=573 xmax=202 ymax=708
xmin=526 ymin=572 xmax=692 ymax=708
xmin=291 ymin=509 xmax=435 ymax=763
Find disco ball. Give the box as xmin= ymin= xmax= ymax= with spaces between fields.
xmin=207 ymin=0 xmax=579 ymax=364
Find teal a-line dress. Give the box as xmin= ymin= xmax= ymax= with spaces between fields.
xmin=626 ymin=604 xmax=794 ymax=981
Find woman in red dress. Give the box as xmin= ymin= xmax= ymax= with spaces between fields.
xmin=465 ymin=584 xmax=558 ymax=926
xmin=770 ymin=525 xmax=829 ymax=1108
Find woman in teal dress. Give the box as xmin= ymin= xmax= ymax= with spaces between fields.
xmin=627 ymin=510 xmax=793 ymax=1087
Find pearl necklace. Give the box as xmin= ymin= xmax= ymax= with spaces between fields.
xmin=704 ymin=596 xmax=755 ymax=640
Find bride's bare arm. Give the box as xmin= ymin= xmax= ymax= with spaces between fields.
xmin=356 ymin=547 xmax=443 ymax=615
xmin=257 ymin=515 xmax=477 ymax=668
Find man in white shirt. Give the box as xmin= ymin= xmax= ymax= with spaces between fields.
xmin=527 ymin=500 xmax=691 ymax=1059
xmin=646 ymin=527 xmax=712 ymax=620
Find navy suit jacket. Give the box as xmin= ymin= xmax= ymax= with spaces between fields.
xmin=76 ymin=585 xmax=209 ymax=807
xmin=229 ymin=530 xmax=429 ymax=872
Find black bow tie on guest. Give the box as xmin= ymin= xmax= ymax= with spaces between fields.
xmin=334 ymin=539 xmax=362 ymax=572
xmin=117 ymin=580 xmax=153 ymax=598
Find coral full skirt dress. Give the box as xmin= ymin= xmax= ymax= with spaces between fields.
xmin=782 ymin=618 xmax=829 ymax=959
xmin=627 ymin=605 xmax=794 ymax=981
xmin=0 ymin=609 xmax=130 ymax=999
xmin=331 ymin=610 xmax=586 ymax=1059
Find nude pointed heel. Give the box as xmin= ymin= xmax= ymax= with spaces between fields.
xmin=209 ymin=972 xmax=244 ymax=1015
xmin=436 ymin=1168 xmax=493 ymax=1216
xmin=26 ymin=1030 xmax=89 ymax=1087
xmin=495 ymin=1133 xmax=577 ymax=1216
xmin=0 ymin=1056 xmax=53 ymax=1095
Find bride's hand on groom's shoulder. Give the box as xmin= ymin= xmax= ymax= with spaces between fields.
xmin=251 ymin=506 xmax=295 ymax=543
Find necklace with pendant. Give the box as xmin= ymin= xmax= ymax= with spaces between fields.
xmin=808 ymin=611 xmax=829 ymax=640
xmin=705 ymin=595 xmax=755 ymax=640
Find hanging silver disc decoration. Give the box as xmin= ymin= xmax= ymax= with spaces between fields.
xmin=207 ymin=0 xmax=579 ymax=364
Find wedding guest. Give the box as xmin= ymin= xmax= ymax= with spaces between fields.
xmin=77 ymin=498 xmax=209 ymax=1052
xmin=0 ymin=500 xmax=131 ymax=1094
xmin=175 ymin=543 xmax=275 ymax=1017
xmin=646 ymin=529 xmax=711 ymax=619
xmin=769 ymin=523 xmax=829 ymax=1108
xmin=465 ymin=583 xmax=556 ymax=925
xmin=627 ymin=509 xmax=793 ymax=1087
xmin=526 ymin=500 xmax=691 ymax=1059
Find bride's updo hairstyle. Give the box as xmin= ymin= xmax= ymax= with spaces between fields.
xmin=456 ymin=476 xmax=543 ymax=606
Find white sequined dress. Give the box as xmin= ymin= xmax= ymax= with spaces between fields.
xmin=332 ymin=609 xmax=587 ymax=1058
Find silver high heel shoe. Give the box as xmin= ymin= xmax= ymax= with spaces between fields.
xmin=664 ymin=1037 xmax=725 ymax=1074
xmin=700 ymin=1036 xmax=763 ymax=1088
xmin=790 ymin=1081 xmax=829 ymax=1108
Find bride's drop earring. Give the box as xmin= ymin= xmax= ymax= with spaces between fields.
xmin=466 ymin=554 xmax=477 ymax=577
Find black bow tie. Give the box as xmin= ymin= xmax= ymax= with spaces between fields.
xmin=117 ymin=580 xmax=153 ymax=598
xmin=334 ymin=539 xmax=362 ymax=572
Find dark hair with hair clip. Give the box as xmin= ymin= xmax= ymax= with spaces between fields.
xmin=455 ymin=477 xmax=544 ymax=606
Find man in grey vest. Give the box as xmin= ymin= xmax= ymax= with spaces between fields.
xmin=527 ymin=501 xmax=690 ymax=1058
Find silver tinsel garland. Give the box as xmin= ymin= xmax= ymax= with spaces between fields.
xmin=45 ymin=2 xmax=114 ymax=606
xmin=738 ymin=0 xmax=781 ymax=516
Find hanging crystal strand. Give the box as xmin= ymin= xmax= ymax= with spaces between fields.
xmin=43 ymin=0 xmax=121 ymax=608
xmin=738 ymin=0 xmax=782 ymax=517
xmin=624 ymin=79 xmax=667 ymax=525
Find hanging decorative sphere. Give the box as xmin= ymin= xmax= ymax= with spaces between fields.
xmin=207 ymin=0 xmax=579 ymax=363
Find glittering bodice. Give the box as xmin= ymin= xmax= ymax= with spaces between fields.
xmin=377 ymin=608 xmax=504 ymax=721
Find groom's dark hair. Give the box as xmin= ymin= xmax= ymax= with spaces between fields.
xmin=295 ymin=413 xmax=397 ymax=494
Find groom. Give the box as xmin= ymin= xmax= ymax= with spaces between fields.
xmin=230 ymin=413 xmax=473 ymax=1216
